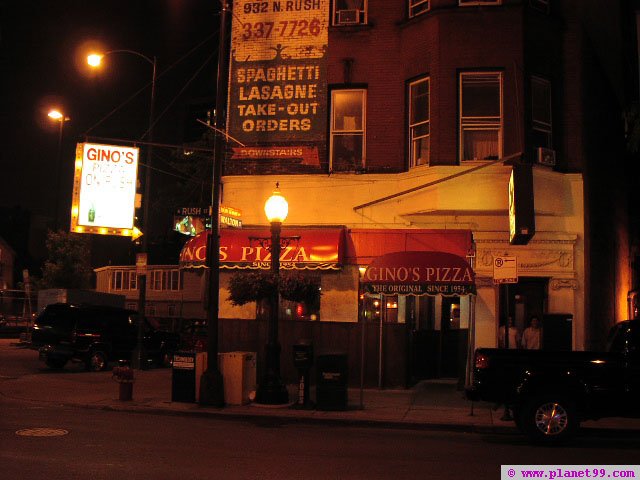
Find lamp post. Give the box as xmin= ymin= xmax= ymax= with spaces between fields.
xmin=47 ymin=109 xmax=70 ymax=231
xmin=87 ymin=50 xmax=157 ymax=370
xmin=256 ymin=183 xmax=290 ymax=405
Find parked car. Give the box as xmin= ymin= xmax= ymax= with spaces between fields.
xmin=29 ymin=303 xmax=180 ymax=371
xmin=466 ymin=319 xmax=640 ymax=443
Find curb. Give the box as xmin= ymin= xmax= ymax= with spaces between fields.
xmin=47 ymin=397 xmax=519 ymax=435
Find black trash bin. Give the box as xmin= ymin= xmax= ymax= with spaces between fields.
xmin=316 ymin=352 xmax=348 ymax=411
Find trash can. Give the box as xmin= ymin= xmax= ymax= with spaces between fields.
xmin=172 ymin=351 xmax=207 ymax=403
xmin=218 ymin=352 xmax=256 ymax=405
xmin=316 ymin=352 xmax=348 ymax=411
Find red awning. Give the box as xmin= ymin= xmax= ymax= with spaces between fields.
xmin=179 ymin=227 xmax=344 ymax=270
xmin=345 ymin=229 xmax=474 ymax=265
xmin=361 ymin=251 xmax=476 ymax=296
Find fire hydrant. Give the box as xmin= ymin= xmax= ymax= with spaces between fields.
xmin=112 ymin=360 xmax=134 ymax=401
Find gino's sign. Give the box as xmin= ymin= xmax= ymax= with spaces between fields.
xmin=361 ymin=251 xmax=476 ymax=296
xmin=70 ymin=142 xmax=139 ymax=237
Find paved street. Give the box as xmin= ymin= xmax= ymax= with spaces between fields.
xmin=2 ymin=399 xmax=640 ymax=480
xmin=2 ymin=338 xmax=640 ymax=479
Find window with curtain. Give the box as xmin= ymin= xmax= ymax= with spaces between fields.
xmin=459 ymin=72 xmax=502 ymax=161
xmin=330 ymin=89 xmax=366 ymax=172
xmin=409 ymin=77 xmax=430 ymax=167
xmin=531 ymin=76 xmax=552 ymax=149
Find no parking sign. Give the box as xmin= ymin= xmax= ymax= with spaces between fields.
xmin=493 ymin=256 xmax=518 ymax=284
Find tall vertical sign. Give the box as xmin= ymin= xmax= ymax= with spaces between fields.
xmin=508 ymin=163 xmax=536 ymax=245
xmin=228 ymin=0 xmax=329 ymax=169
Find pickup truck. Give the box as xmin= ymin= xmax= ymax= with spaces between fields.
xmin=466 ymin=319 xmax=640 ymax=443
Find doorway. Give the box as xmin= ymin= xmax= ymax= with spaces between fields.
xmin=405 ymin=295 xmax=466 ymax=383
xmin=499 ymin=277 xmax=548 ymax=348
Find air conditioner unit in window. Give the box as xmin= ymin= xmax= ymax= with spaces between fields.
xmin=337 ymin=9 xmax=360 ymax=25
xmin=536 ymin=147 xmax=556 ymax=167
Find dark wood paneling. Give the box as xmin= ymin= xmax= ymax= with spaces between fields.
xmin=217 ymin=318 xmax=408 ymax=388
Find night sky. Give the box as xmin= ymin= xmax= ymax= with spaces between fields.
xmin=1 ymin=1 xmax=221 ymax=268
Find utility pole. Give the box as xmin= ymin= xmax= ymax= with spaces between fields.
xmin=199 ymin=0 xmax=231 ymax=406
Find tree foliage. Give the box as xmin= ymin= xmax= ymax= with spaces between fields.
xmin=227 ymin=270 xmax=321 ymax=307
xmin=227 ymin=271 xmax=276 ymax=306
xmin=38 ymin=230 xmax=93 ymax=289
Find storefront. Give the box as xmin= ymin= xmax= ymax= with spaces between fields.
xmin=179 ymin=227 xmax=476 ymax=386
xmin=356 ymin=236 xmax=476 ymax=386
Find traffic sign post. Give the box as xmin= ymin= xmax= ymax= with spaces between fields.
xmin=136 ymin=253 xmax=148 ymax=274
xmin=493 ymin=255 xmax=517 ymax=284
xmin=220 ymin=205 xmax=242 ymax=228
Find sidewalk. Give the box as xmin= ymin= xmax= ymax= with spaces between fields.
xmin=3 ymin=361 xmax=640 ymax=436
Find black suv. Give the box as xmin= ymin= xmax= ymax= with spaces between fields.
xmin=30 ymin=303 xmax=179 ymax=371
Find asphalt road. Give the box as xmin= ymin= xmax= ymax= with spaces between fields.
xmin=2 ymin=340 xmax=640 ymax=479
xmin=2 ymin=400 xmax=640 ymax=480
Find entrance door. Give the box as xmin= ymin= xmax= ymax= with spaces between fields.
xmin=440 ymin=297 xmax=467 ymax=378
xmin=407 ymin=296 xmax=466 ymax=383
xmin=407 ymin=296 xmax=438 ymax=382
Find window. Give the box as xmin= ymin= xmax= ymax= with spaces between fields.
xmin=330 ymin=89 xmax=366 ymax=172
xmin=459 ymin=72 xmax=503 ymax=161
xmin=333 ymin=0 xmax=367 ymax=25
xmin=409 ymin=0 xmax=430 ymax=18
xmin=168 ymin=304 xmax=177 ymax=317
xmin=408 ymin=77 xmax=430 ymax=167
xmin=150 ymin=269 xmax=181 ymax=291
xmin=459 ymin=0 xmax=501 ymax=5
xmin=531 ymin=76 xmax=552 ymax=149
xmin=111 ymin=270 xmax=137 ymax=291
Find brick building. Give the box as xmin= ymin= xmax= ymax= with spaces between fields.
xmin=96 ymin=0 xmax=635 ymax=387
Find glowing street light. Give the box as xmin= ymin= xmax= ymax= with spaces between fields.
xmin=47 ymin=109 xmax=70 ymax=230
xmin=255 ymin=183 xmax=290 ymax=405
xmin=47 ymin=109 xmax=64 ymax=120
xmin=86 ymin=53 xmax=103 ymax=67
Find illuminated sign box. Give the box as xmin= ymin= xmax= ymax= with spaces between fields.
xmin=70 ymin=143 xmax=139 ymax=237
xmin=509 ymin=164 xmax=536 ymax=245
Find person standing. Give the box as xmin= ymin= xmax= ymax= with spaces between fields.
xmin=499 ymin=317 xmax=520 ymax=349
xmin=522 ymin=316 xmax=542 ymax=349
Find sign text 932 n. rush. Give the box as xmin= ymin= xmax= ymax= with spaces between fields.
xmin=228 ymin=0 xmax=328 ymax=163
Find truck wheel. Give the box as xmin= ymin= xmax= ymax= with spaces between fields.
xmin=45 ymin=357 xmax=67 ymax=369
xmin=520 ymin=394 xmax=578 ymax=444
xmin=86 ymin=350 xmax=108 ymax=372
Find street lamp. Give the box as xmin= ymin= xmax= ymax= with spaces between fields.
xmin=256 ymin=183 xmax=290 ymax=405
xmin=87 ymin=49 xmax=157 ymax=370
xmin=47 ymin=109 xmax=70 ymax=230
